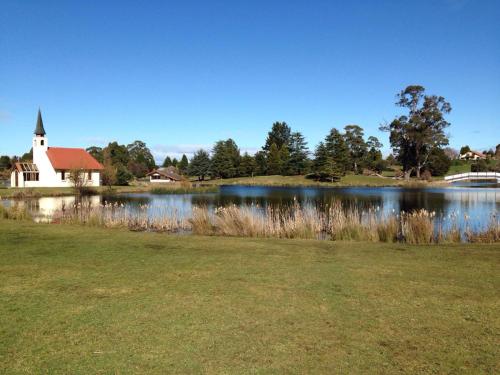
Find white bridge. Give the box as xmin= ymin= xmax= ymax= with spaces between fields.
xmin=444 ymin=172 xmax=500 ymax=183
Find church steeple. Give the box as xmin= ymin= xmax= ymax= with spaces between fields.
xmin=34 ymin=109 xmax=46 ymax=136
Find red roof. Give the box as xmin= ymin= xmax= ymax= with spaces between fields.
xmin=46 ymin=147 xmax=104 ymax=170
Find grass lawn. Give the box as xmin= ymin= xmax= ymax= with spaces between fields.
xmin=448 ymin=162 xmax=472 ymax=175
xmin=447 ymin=159 xmax=500 ymax=176
xmin=203 ymin=174 xmax=408 ymax=187
xmin=0 ymin=221 xmax=498 ymax=373
xmin=0 ymin=184 xmax=218 ymax=199
xmin=0 ymin=186 xmax=144 ymax=198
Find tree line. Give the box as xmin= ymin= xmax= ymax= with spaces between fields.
xmin=3 ymin=85 xmax=497 ymax=184
xmin=188 ymin=122 xmax=385 ymax=182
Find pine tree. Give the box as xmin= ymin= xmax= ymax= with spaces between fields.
xmin=239 ymin=152 xmax=257 ymax=177
xmin=188 ymin=150 xmax=211 ymax=181
xmin=210 ymin=139 xmax=241 ymax=178
xmin=267 ymin=143 xmax=281 ymax=175
xmin=263 ymin=122 xmax=292 ymax=152
xmin=312 ymin=142 xmax=328 ymax=176
xmin=224 ymin=139 xmax=241 ymax=177
xmin=343 ymin=125 xmax=367 ymax=174
xmin=289 ymin=132 xmax=310 ymax=175
xmin=162 ymin=156 xmax=172 ymax=167
xmin=279 ymin=144 xmax=291 ymax=175
xmin=178 ymin=154 xmax=189 ymax=175
xmin=321 ymin=156 xmax=342 ymax=182
xmin=311 ymin=142 xmax=341 ymax=182
xmin=325 ymin=128 xmax=349 ymax=175
xmin=254 ymin=151 xmax=267 ymax=175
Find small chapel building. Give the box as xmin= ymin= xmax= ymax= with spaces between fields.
xmin=11 ymin=110 xmax=104 ymax=188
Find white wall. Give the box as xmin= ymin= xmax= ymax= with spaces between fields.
xmin=150 ymin=176 xmax=173 ymax=183
xmin=459 ymin=152 xmax=484 ymax=160
xmin=10 ymin=167 xmax=101 ymax=188
xmin=38 ymin=171 xmax=101 ymax=188
xmin=92 ymin=172 xmax=101 ymax=187
xmin=10 ymin=171 xmax=23 ymax=188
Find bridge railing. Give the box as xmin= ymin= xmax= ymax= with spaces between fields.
xmin=444 ymin=172 xmax=500 ymax=181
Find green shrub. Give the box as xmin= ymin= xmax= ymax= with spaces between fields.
xmin=471 ymin=160 xmax=488 ymax=172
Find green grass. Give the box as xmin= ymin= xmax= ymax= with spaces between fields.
xmin=149 ymin=185 xmax=218 ymax=194
xmin=0 ymin=184 xmax=219 ymax=198
xmin=0 ymin=186 xmax=138 ymax=198
xmin=1 ymin=221 xmax=498 ymax=374
xmin=447 ymin=159 xmax=500 ymax=176
xmin=448 ymin=161 xmax=472 ymax=175
xmin=203 ymin=174 xmax=408 ymax=187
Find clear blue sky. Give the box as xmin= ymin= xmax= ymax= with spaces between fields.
xmin=1 ymin=0 xmax=499 ymax=162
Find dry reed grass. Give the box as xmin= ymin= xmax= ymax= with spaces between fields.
xmin=401 ymin=209 xmax=434 ymax=244
xmin=56 ymin=201 xmax=190 ymax=232
xmin=7 ymin=200 xmax=498 ymax=244
xmin=466 ymin=214 xmax=500 ymax=243
xmin=0 ymin=204 xmax=32 ymax=220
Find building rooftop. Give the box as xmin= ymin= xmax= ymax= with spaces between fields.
xmin=46 ymin=147 xmax=104 ymax=170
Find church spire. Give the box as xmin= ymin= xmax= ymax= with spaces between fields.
xmin=34 ymin=109 xmax=46 ymax=136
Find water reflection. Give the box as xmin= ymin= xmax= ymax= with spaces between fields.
xmin=1 ymin=185 xmax=499 ymax=230
xmin=3 ymin=195 xmax=102 ymax=222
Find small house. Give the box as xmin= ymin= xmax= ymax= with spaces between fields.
xmin=459 ymin=150 xmax=486 ymax=160
xmin=147 ymin=166 xmax=182 ymax=183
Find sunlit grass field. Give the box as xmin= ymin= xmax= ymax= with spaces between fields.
xmin=204 ymin=174 xmax=405 ymax=187
xmin=0 ymin=220 xmax=498 ymax=374
xmin=0 ymin=184 xmax=217 ymax=198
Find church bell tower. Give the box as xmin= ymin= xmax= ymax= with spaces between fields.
xmin=33 ymin=109 xmax=48 ymax=164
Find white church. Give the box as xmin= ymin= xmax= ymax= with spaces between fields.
xmin=11 ymin=110 xmax=103 ymax=188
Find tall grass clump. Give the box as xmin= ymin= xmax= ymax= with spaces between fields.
xmin=435 ymin=213 xmax=462 ymax=243
xmin=190 ymin=206 xmax=215 ymax=235
xmin=0 ymin=204 xmax=32 ymax=220
xmin=466 ymin=214 xmax=500 ymax=243
xmin=55 ymin=202 xmax=190 ymax=233
xmin=213 ymin=205 xmax=266 ymax=237
xmin=401 ymin=209 xmax=435 ymax=244
xmin=375 ymin=215 xmax=399 ymax=242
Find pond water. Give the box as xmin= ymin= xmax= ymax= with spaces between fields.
xmin=2 ymin=184 xmax=500 ymax=232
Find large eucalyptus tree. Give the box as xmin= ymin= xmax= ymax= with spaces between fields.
xmin=381 ymin=85 xmax=451 ymax=180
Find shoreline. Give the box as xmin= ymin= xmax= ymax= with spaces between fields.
xmin=0 ymin=175 xmax=458 ymax=199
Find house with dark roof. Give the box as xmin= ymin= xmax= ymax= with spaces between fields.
xmin=11 ymin=110 xmax=104 ymax=188
xmin=459 ymin=150 xmax=486 ymax=160
xmin=147 ymin=166 xmax=182 ymax=183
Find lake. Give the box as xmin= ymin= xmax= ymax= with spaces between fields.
xmin=2 ymin=184 xmax=499 ymax=233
